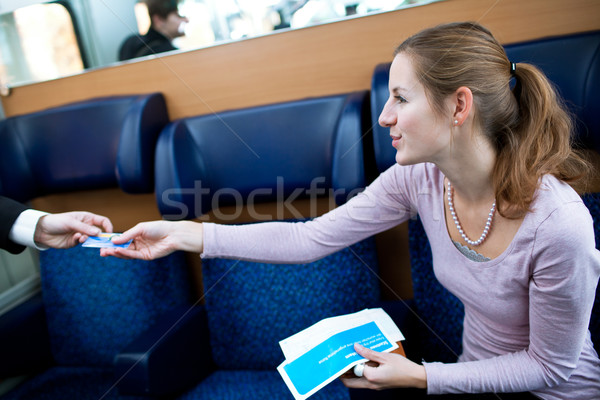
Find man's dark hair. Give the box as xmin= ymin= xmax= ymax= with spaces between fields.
xmin=144 ymin=0 xmax=179 ymax=19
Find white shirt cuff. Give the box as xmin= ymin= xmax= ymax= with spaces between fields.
xmin=8 ymin=209 xmax=50 ymax=250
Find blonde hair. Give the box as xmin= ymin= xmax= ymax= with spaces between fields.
xmin=395 ymin=22 xmax=591 ymax=218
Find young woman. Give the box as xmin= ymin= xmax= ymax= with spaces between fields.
xmin=102 ymin=22 xmax=600 ymax=398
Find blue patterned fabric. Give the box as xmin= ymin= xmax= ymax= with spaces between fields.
xmin=408 ymin=217 xmax=464 ymax=363
xmin=0 ymin=366 xmax=146 ymax=400
xmin=179 ymin=370 xmax=349 ymax=400
xmin=40 ymin=247 xmax=191 ymax=366
xmin=581 ymin=193 xmax=600 ymax=354
xmin=202 ymin=236 xmax=380 ymax=370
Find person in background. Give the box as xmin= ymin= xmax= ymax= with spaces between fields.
xmin=103 ymin=22 xmax=600 ymax=399
xmin=118 ymin=0 xmax=188 ymax=61
xmin=0 ymin=195 xmax=112 ymax=253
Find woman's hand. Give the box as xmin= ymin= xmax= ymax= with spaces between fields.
xmin=100 ymin=220 xmax=204 ymax=260
xmin=340 ymin=343 xmax=427 ymax=390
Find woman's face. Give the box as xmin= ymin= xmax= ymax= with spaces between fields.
xmin=378 ymin=53 xmax=452 ymax=166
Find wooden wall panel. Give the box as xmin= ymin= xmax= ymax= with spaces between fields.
xmin=2 ymin=0 xmax=599 ymax=119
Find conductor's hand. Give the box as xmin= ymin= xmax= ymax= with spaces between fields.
xmin=100 ymin=220 xmax=204 ymax=260
xmin=35 ymin=211 xmax=113 ymax=249
xmin=340 ymin=343 xmax=427 ymax=390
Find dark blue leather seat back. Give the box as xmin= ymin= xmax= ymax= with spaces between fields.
xmin=370 ymin=63 xmax=393 ymax=173
xmin=370 ymin=30 xmax=600 ymax=172
xmin=0 ymin=93 xmax=168 ymax=201
xmin=155 ymin=92 xmax=368 ymax=219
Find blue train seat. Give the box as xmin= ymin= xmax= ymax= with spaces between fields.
xmin=0 ymin=94 xmax=197 ymax=400
xmin=154 ymin=92 xmax=369 ymax=220
xmin=140 ymin=92 xmax=383 ymax=399
xmin=0 ymin=93 xmax=168 ymax=200
xmin=370 ymin=62 xmax=394 ymax=174
xmin=369 ymin=30 xmax=600 ymax=362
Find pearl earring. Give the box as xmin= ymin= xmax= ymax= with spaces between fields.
xmin=454 ymin=120 xmax=458 ymax=125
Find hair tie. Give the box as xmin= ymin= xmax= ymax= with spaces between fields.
xmin=510 ymin=62 xmax=517 ymax=76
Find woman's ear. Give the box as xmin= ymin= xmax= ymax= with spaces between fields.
xmin=452 ymin=86 xmax=473 ymax=126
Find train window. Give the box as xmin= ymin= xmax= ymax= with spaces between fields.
xmin=132 ymin=0 xmax=216 ymax=51
xmin=134 ymin=1 xmax=151 ymax=34
xmin=132 ymin=0 xmax=440 ymax=54
xmin=0 ymin=1 xmax=442 ymax=87
xmin=0 ymin=2 xmax=83 ymax=87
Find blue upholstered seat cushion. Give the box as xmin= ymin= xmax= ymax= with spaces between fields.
xmin=0 ymin=366 xmax=146 ymax=400
xmin=408 ymin=217 xmax=464 ymax=363
xmin=178 ymin=370 xmax=349 ymax=400
xmin=40 ymin=247 xmax=191 ymax=366
xmin=201 ymin=236 xmax=380 ymax=369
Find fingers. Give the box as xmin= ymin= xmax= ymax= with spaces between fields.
xmin=68 ymin=218 xmax=102 ymax=237
xmin=63 ymin=233 xmax=81 ymax=249
xmin=340 ymin=373 xmax=374 ymax=390
xmin=74 ymin=232 xmax=87 ymax=244
xmin=110 ymin=223 xmax=144 ymax=244
xmin=339 ymin=344 xmax=385 ymax=389
xmin=100 ymin=247 xmax=140 ymax=260
xmin=88 ymin=213 xmax=113 ymax=233
xmin=339 ymin=377 xmax=365 ymax=389
xmin=340 ymin=345 xmax=397 ymax=388
xmin=354 ymin=343 xmax=387 ymax=364
xmin=57 ymin=211 xmax=112 ymax=236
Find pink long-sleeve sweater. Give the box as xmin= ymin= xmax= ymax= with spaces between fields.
xmin=202 ymin=163 xmax=600 ymax=399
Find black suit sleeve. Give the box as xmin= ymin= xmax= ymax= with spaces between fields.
xmin=0 ymin=196 xmax=29 ymax=254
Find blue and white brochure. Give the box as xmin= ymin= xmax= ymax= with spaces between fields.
xmin=277 ymin=308 xmax=404 ymax=400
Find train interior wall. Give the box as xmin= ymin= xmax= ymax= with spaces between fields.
xmin=2 ymin=0 xmax=600 ymax=302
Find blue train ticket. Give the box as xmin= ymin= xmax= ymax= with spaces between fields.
xmin=81 ymin=233 xmax=132 ymax=248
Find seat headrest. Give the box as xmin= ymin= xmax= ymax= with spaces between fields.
xmin=155 ymin=92 xmax=369 ymax=220
xmin=0 ymin=93 xmax=168 ymax=202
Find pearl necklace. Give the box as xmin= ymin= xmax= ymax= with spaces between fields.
xmin=447 ymin=181 xmax=496 ymax=246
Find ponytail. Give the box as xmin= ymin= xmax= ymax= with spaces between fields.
xmin=492 ymin=63 xmax=592 ymax=218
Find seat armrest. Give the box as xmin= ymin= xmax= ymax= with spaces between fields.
xmin=114 ymin=304 xmax=215 ymax=397
xmin=0 ymin=293 xmax=54 ymax=377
